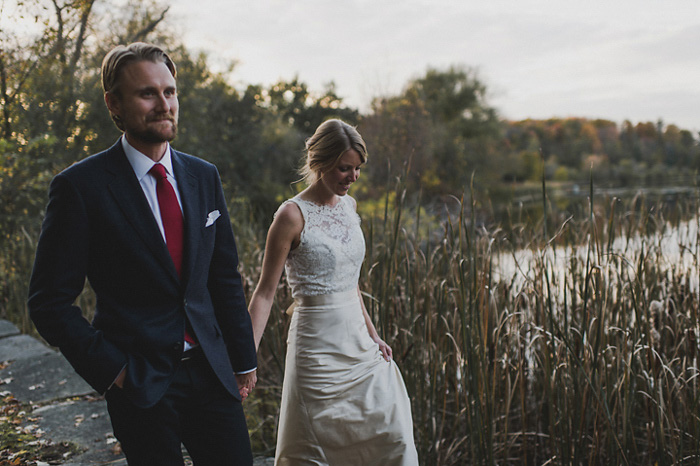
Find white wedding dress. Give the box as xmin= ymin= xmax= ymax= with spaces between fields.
xmin=274 ymin=195 xmax=418 ymax=466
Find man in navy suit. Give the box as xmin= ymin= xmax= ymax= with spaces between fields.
xmin=28 ymin=42 xmax=257 ymax=465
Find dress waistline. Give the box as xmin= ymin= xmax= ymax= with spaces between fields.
xmin=287 ymin=288 xmax=358 ymax=315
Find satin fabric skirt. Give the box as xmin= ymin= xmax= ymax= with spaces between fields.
xmin=275 ymin=288 xmax=418 ymax=466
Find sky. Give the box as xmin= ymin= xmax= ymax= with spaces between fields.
xmin=162 ymin=0 xmax=699 ymax=132
xmin=2 ymin=0 xmax=698 ymax=131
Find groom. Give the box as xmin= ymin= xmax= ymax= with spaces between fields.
xmin=28 ymin=42 xmax=257 ymax=465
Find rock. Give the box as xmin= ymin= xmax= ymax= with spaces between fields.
xmin=0 ymin=320 xmax=20 ymax=338
xmin=0 ymin=351 xmax=93 ymax=404
xmin=0 ymin=334 xmax=53 ymax=361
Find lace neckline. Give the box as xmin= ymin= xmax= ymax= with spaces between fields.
xmin=295 ymin=196 xmax=344 ymax=210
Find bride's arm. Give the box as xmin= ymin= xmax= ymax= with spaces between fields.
xmin=248 ymin=203 xmax=303 ymax=350
xmin=358 ymin=286 xmax=393 ymax=361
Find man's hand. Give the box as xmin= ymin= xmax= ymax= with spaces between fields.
xmin=235 ymin=370 xmax=257 ymax=401
xmin=114 ymin=367 xmax=127 ymax=388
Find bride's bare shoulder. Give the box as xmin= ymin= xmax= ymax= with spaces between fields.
xmin=345 ymin=195 xmax=358 ymax=211
xmin=274 ymin=200 xmax=304 ymax=227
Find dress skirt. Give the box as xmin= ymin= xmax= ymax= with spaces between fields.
xmin=275 ymin=288 xmax=418 ymax=466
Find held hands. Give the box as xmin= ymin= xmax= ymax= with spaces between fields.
xmin=235 ymin=370 xmax=257 ymax=401
xmin=374 ymin=337 xmax=393 ymax=362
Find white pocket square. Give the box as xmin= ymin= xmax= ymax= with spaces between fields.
xmin=205 ymin=210 xmax=220 ymax=227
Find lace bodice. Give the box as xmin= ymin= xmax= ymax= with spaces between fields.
xmin=279 ymin=195 xmax=365 ymax=297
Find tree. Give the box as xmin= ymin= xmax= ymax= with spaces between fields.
xmin=0 ymin=0 xmax=174 ymax=169
xmin=410 ymin=66 xmax=500 ymax=138
xmin=362 ymin=66 xmax=501 ymax=197
xmin=262 ymin=78 xmax=358 ymax=134
xmin=361 ymin=94 xmax=433 ymax=195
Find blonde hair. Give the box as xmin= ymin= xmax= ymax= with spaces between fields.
xmin=101 ymin=42 xmax=177 ymax=131
xmin=300 ymin=119 xmax=368 ymax=185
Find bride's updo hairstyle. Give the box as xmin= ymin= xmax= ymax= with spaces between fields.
xmin=300 ymin=119 xmax=368 ymax=185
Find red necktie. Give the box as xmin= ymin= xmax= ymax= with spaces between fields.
xmin=149 ymin=163 xmax=183 ymax=276
xmin=149 ymin=163 xmax=196 ymax=346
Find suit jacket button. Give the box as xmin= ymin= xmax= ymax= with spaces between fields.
xmin=173 ymin=342 xmax=182 ymax=352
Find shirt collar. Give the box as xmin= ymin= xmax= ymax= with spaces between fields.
xmin=121 ymin=135 xmax=174 ymax=181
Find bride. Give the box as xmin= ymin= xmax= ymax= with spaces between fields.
xmin=248 ymin=119 xmax=419 ymax=465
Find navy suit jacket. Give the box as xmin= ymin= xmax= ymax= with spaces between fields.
xmin=28 ymin=140 xmax=257 ymax=408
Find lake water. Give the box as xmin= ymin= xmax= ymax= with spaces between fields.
xmin=494 ymin=216 xmax=700 ymax=298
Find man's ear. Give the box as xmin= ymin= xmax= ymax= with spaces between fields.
xmin=104 ymin=91 xmax=120 ymax=115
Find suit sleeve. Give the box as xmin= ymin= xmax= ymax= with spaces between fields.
xmin=206 ymin=168 xmax=257 ymax=373
xmin=27 ymin=173 xmax=127 ymax=393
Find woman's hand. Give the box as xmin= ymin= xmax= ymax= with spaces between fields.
xmin=373 ymin=337 xmax=393 ymax=362
xmin=235 ymin=370 xmax=257 ymax=401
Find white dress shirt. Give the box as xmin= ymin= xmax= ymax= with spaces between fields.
xmin=121 ymin=135 xmax=182 ymax=242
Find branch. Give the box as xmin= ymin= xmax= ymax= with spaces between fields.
xmin=50 ymin=0 xmax=67 ymax=64
xmin=131 ymin=6 xmax=170 ymax=43
xmin=0 ymin=53 xmax=12 ymax=139
xmin=69 ymin=0 xmax=96 ymax=71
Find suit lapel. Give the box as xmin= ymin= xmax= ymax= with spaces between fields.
xmin=105 ymin=142 xmax=179 ymax=283
xmin=172 ymin=150 xmax=202 ymax=286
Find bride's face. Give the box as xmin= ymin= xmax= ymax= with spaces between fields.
xmin=319 ymin=149 xmax=363 ymax=197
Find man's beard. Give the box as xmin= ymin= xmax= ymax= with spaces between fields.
xmin=129 ymin=119 xmax=178 ymax=144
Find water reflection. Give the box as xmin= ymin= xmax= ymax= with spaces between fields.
xmin=494 ymin=217 xmax=700 ymax=297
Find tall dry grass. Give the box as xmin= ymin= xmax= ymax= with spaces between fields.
xmin=4 ymin=179 xmax=700 ymax=464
